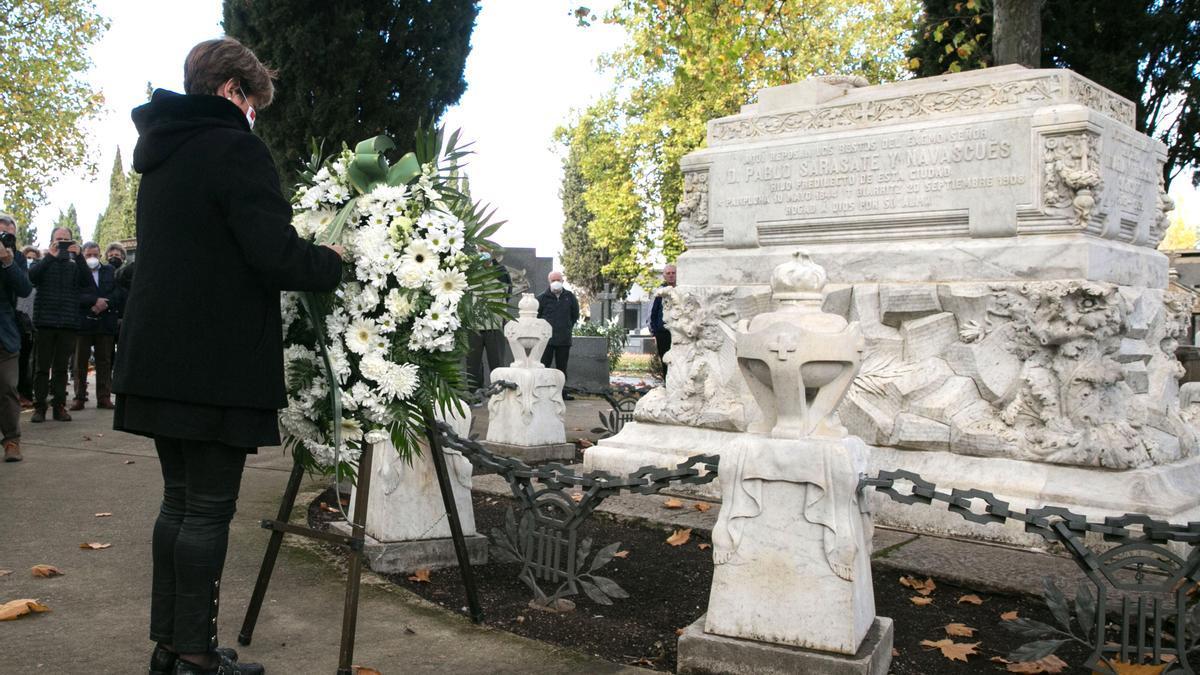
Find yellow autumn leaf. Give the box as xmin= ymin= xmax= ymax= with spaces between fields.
xmin=662 ymin=498 xmax=684 ymax=509
xmin=958 ymin=594 xmax=984 ymax=605
xmin=666 ymin=528 xmax=692 ymax=546
xmin=1009 ymin=653 xmax=1068 ymax=672
xmin=944 ymin=623 xmax=975 ymax=637
xmin=911 ymin=596 xmax=934 ymax=606
xmin=0 ymin=599 xmax=51 ymax=621
xmin=30 ymin=565 xmax=63 ymax=578
xmin=920 ymin=639 xmax=979 ymax=662
xmin=407 ymin=569 xmax=431 ymax=583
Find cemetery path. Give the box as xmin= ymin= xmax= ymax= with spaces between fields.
xmin=0 ymin=402 xmax=638 ymax=674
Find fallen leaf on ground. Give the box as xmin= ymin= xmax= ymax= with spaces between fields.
xmin=662 ymin=498 xmax=684 ymax=509
xmin=79 ymin=542 xmax=111 ymax=550
xmin=899 ymin=575 xmax=937 ymax=596
xmin=1102 ymin=662 xmax=1168 ymax=675
xmin=407 ymin=569 xmax=431 ymax=583
xmin=693 ymin=502 xmax=712 ymax=513
xmin=94 ymin=512 xmax=112 ymax=518
xmin=1007 ymin=654 xmax=1068 ymax=673
xmin=910 ymin=596 xmax=934 ymax=606
xmin=1000 ymin=610 xmax=1019 ymax=621
xmin=0 ymin=570 xmax=11 ymax=577
xmin=123 ymin=460 xmax=135 ymax=464
xmin=697 ymin=543 xmax=711 ymax=551
xmin=920 ymin=639 xmax=979 ymax=662
xmin=0 ymin=599 xmax=51 ymax=621
xmin=570 ymin=493 xmax=583 ymax=503
xmin=892 ymin=648 xmax=900 ymax=657
xmin=613 ymin=550 xmax=630 ymax=559
xmin=666 ymin=528 xmax=692 ymax=546
xmin=577 ymin=438 xmax=594 ymax=448
xmin=351 ymin=667 xmax=382 ymax=675
xmin=30 ymin=565 xmax=62 ymax=578
xmin=319 ymin=502 xmax=338 ymax=513
xmin=944 ymin=623 xmax=975 ymax=637
xmin=675 ymin=628 xmax=685 ymax=636
xmin=958 ymin=594 xmax=984 ymax=605
xmin=992 ymin=657 xmax=1011 ymax=664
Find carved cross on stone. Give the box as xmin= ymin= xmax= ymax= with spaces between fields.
xmin=768 ymin=334 xmax=799 ymax=362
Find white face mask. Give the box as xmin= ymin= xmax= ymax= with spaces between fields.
xmin=550 ymin=281 xmax=564 ymax=292
xmin=86 ymin=256 xmax=100 ymax=270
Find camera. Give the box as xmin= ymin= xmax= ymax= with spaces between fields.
xmin=0 ymin=231 xmax=14 ymax=250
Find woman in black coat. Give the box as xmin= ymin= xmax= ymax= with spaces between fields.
xmin=113 ymin=38 xmax=343 ymax=675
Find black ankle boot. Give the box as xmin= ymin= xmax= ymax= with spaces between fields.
xmin=150 ymin=644 xmax=245 ymax=675
xmin=173 ymin=650 xmax=264 ymax=675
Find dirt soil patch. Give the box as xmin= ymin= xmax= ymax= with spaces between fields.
xmin=309 ymin=488 xmax=1101 ymax=673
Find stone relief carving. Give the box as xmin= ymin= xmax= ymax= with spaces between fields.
xmin=1042 ymin=132 xmax=1103 ymax=227
xmin=1149 ymin=173 xmax=1176 ymax=248
xmin=839 ymin=281 xmax=1198 ymax=470
xmin=709 ymin=76 xmax=1065 ymax=145
xmin=1068 ymin=76 xmax=1137 ymax=127
xmin=676 ymin=170 xmax=710 ymax=245
xmin=634 ymin=287 xmax=754 ymax=431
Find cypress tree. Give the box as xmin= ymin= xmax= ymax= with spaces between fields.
xmin=53 ymin=204 xmax=82 ymax=243
xmin=222 ymin=0 xmax=479 ymax=185
xmin=94 ymin=150 xmax=128 ymax=246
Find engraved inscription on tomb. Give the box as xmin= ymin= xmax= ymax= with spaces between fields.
xmin=711 ymin=121 xmax=1028 ymax=222
xmin=1106 ymin=128 xmax=1157 ymax=218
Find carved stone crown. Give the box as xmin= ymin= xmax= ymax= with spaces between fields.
xmin=518 ymin=293 xmax=539 ymax=318
xmin=771 ymin=252 xmax=827 ymax=305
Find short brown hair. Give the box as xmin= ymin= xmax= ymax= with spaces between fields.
xmin=184 ymin=37 xmax=276 ymax=108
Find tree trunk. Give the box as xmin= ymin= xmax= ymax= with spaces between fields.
xmin=993 ymin=0 xmax=1043 ymax=68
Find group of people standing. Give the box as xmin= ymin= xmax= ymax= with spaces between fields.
xmin=0 ymin=212 xmax=127 ymax=463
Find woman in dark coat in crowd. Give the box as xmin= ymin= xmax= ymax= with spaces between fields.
xmin=113 ymin=38 xmax=343 ymax=675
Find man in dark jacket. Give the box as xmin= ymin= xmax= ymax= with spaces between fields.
xmin=29 ymin=226 xmax=84 ymax=423
xmin=0 ymin=213 xmax=33 ymax=461
xmin=71 ymin=241 xmax=121 ymax=410
xmin=648 ymin=264 xmax=676 ymax=380
xmin=536 ymin=270 xmax=580 ymax=385
xmin=113 ymin=38 xmax=343 ymax=675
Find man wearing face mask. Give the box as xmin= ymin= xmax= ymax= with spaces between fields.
xmin=71 ymin=242 xmax=119 ymax=410
xmin=536 ymin=271 xmax=580 ymax=393
xmin=28 ymin=226 xmax=83 ymax=423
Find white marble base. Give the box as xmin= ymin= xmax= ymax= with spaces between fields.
xmin=486 ymin=366 xmax=567 ymax=446
xmin=678 ymin=615 xmax=893 ymax=675
xmin=705 ymin=436 xmax=875 ymax=654
xmin=352 ymin=406 xmax=478 ymax=543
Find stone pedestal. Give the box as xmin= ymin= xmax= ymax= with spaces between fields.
xmin=349 ymin=405 xmax=487 ymax=573
xmin=483 ymin=293 xmax=573 ymax=462
xmin=704 ymin=436 xmax=876 ymax=654
xmin=678 ymin=615 xmax=894 ymax=675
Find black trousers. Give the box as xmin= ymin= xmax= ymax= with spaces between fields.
xmin=33 ymin=327 xmax=74 ymax=408
xmin=654 ymin=331 xmax=672 ymax=380
xmin=17 ymin=327 xmax=33 ymax=399
xmin=151 ymin=438 xmax=248 ymax=653
xmin=540 ymin=345 xmax=570 ymax=379
xmin=466 ymin=329 xmax=505 ymax=388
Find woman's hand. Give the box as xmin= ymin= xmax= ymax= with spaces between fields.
xmin=323 ymin=244 xmax=346 ymax=260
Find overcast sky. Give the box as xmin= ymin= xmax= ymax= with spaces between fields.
xmin=27 ymin=1 xmax=1200 ymax=253
xmin=32 ymin=0 xmax=625 ymax=261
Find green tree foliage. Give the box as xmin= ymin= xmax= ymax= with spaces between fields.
xmin=563 ymin=0 xmax=918 ymax=289
xmin=908 ymin=0 xmax=1200 ymax=187
xmin=52 ymin=204 xmax=81 ymax=242
xmin=557 ymin=130 xmax=617 ymax=297
xmin=222 ymin=0 xmax=478 ymax=184
xmin=93 ymin=149 xmax=139 ymax=246
xmin=0 ymin=0 xmax=107 ymax=231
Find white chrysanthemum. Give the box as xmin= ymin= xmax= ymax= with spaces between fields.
xmin=385 ymin=289 xmax=414 ymax=319
xmin=430 ymin=268 xmax=467 ymax=305
xmin=345 ymin=318 xmax=380 ymax=356
xmin=382 ymin=362 xmax=419 ymax=399
xmin=339 ymin=417 xmax=364 ymax=442
xmin=396 ymin=262 xmax=426 ymax=289
xmin=367 ymin=212 xmax=388 ymax=228
xmin=364 ymin=429 xmax=389 ymax=445
xmin=425 ymin=227 xmax=448 ymax=252
xmin=359 ymin=355 xmax=389 ymax=384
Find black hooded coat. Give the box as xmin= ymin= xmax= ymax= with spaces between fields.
xmin=113 ymin=90 xmax=341 ymax=433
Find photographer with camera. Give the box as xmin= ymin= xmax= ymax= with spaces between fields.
xmin=72 ymin=242 xmax=121 ymax=410
xmin=29 ymin=227 xmax=84 ymax=423
xmin=0 ymin=213 xmax=33 ymax=461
